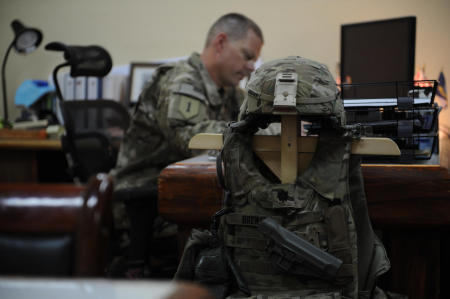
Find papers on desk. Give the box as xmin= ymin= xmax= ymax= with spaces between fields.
xmin=343 ymin=98 xmax=431 ymax=107
xmin=12 ymin=119 xmax=48 ymax=130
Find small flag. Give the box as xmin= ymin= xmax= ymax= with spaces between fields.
xmin=414 ymin=67 xmax=425 ymax=81
xmin=437 ymin=71 xmax=447 ymax=99
xmin=414 ymin=66 xmax=433 ymax=88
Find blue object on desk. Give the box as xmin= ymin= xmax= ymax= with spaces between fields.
xmin=15 ymin=79 xmax=54 ymax=107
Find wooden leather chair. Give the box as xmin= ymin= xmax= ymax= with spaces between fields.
xmin=0 ymin=173 xmax=113 ymax=277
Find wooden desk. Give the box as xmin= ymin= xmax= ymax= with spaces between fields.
xmin=158 ymin=155 xmax=450 ymax=299
xmin=0 ymin=137 xmax=70 ymax=182
xmin=0 ymin=138 xmax=61 ymax=150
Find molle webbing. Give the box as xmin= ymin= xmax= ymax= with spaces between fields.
xmin=224 ymin=234 xmax=266 ymax=250
xmin=236 ymin=259 xmax=355 ymax=278
xmin=288 ymin=211 xmax=324 ymax=226
xmin=223 ymin=213 xmax=268 ymax=250
xmin=225 ymin=212 xmax=323 ymax=227
xmin=223 ymin=212 xmax=327 ymax=251
xmin=225 ymin=213 xmax=282 ymax=227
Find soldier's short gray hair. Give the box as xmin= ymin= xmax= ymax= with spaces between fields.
xmin=205 ymin=13 xmax=264 ymax=47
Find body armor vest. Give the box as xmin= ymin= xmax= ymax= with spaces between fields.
xmin=175 ymin=55 xmax=392 ymax=299
xmin=218 ymin=125 xmax=390 ymax=299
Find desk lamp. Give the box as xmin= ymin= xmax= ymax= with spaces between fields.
xmin=1 ymin=20 xmax=43 ymax=128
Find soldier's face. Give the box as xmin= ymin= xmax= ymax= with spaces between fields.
xmin=218 ymin=30 xmax=263 ymax=87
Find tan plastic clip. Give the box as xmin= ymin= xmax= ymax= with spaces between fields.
xmin=273 ymin=72 xmax=298 ymax=115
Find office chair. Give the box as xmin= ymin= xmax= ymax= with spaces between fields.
xmin=45 ymin=42 xmax=130 ymax=183
xmin=44 ymin=43 xmax=173 ymax=278
xmin=60 ymin=99 xmax=130 ymax=183
xmin=0 ymin=173 xmax=114 ymax=277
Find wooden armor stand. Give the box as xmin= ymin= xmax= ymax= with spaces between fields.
xmin=188 ymin=114 xmax=401 ymax=182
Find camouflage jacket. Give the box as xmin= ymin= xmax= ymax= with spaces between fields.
xmin=111 ymin=52 xmax=244 ymax=191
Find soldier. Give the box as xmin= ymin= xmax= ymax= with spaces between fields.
xmin=110 ymin=13 xmax=264 ymax=277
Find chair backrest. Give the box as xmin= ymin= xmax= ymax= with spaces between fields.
xmin=62 ymin=99 xmax=130 ymax=136
xmin=60 ymin=100 xmax=130 ymax=183
xmin=0 ymin=173 xmax=114 ymax=277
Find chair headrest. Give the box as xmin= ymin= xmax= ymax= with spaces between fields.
xmin=45 ymin=42 xmax=112 ymax=77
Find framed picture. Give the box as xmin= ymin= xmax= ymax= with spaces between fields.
xmin=127 ymin=63 xmax=161 ymax=104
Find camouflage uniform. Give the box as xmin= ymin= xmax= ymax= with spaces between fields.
xmin=111 ymin=52 xmax=243 ymax=228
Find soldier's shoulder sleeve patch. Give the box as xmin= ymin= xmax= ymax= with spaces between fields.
xmin=166 ymin=80 xmax=208 ymax=122
xmin=167 ymin=93 xmax=207 ymax=122
xmin=177 ymin=95 xmax=201 ymax=119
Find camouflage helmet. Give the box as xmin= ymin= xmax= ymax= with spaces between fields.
xmin=239 ymin=56 xmax=345 ymax=125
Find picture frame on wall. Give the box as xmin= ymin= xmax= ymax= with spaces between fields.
xmin=127 ymin=63 xmax=161 ymax=104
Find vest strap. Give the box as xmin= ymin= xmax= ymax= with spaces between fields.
xmin=248 ymin=88 xmax=337 ymax=104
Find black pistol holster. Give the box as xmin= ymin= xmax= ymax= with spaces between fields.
xmin=258 ymin=217 xmax=343 ymax=280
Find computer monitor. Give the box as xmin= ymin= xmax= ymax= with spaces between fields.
xmin=340 ymin=16 xmax=416 ymax=99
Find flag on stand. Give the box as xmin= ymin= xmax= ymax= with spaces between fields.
xmin=436 ymin=71 xmax=447 ymax=108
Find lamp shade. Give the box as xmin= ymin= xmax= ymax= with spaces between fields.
xmin=1 ymin=19 xmax=43 ymax=126
xmin=11 ymin=20 xmax=43 ymax=54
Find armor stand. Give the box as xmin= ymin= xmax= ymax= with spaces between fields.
xmin=280 ymin=114 xmax=298 ymax=184
xmin=188 ymin=132 xmax=400 ymax=182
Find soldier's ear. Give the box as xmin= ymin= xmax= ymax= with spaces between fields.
xmin=212 ymin=32 xmax=228 ymax=54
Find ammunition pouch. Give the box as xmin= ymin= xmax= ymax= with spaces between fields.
xmin=174 ymin=228 xmax=214 ymax=281
xmin=174 ymin=229 xmax=232 ymax=298
xmin=194 ymin=245 xmax=231 ymax=299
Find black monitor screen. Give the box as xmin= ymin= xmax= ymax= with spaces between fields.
xmin=340 ymin=16 xmax=416 ymax=98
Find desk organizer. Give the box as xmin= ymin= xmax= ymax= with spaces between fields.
xmin=341 ymin=80 xmax=439 ymax=162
